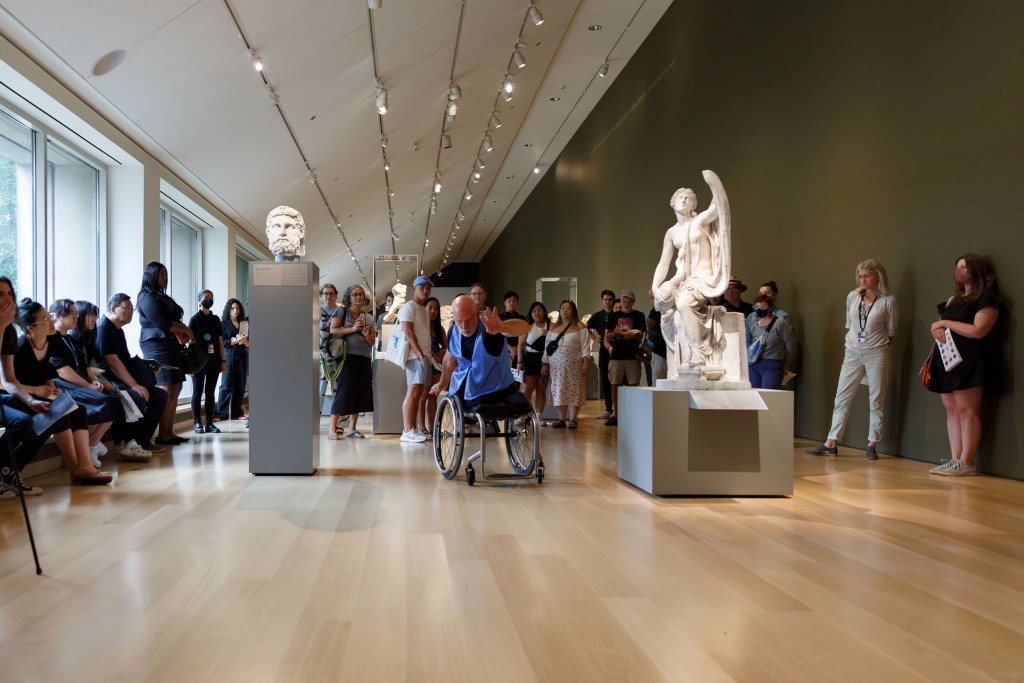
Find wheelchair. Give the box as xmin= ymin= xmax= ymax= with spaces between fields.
xmin=432 ymin=393 xmax=544 ymax=486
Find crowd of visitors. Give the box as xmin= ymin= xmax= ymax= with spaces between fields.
xmin=1 ymin=250 xmax=1009 ymax=496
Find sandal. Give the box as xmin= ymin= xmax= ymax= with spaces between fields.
xmin=345 ymin=430 xmax=365 ymax=439
xmin=551 ymin=420 xmax=566 ymax=428
xmin=328 ymin=432 xmax=341 ymax=441
xmin=567 ymin=420 xmax=578 ymax=429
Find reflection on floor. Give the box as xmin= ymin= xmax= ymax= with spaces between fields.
xmin=2 ymin=409 xmax=1023 ymax=681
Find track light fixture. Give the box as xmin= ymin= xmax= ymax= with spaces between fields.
xmin=381 ymin=135 xmax=388 ymax=147
xmin=457 ymin=210 xmax=465 ymax=222
xmin=391 ymin=231 xmax=400 ymax=241
xmin=472 ymin=172 xmax=480 ymax=183
xmin=503 ymin=74 xmax=514 ymax=94
xmin=368 ymin=0 xmax=381 ymax=8
xmin=375 ymin=80 xmax=388 ymax=115
xmin=513 ymin=48 xmax=526 ymax=69
xmin=250 ymin=50 xmax=263 ymax=72
xmin=434 ymin=172 xmax=442 ymax=194
xmin=474 ymin=157 xmax=485 ymax=170
xmin=449 ymin=82 xmax=461 ymax=100
xmin=308 ymin=171 xmax=317 ymax=183
xmin=501 ymin=90 xmax=512 ymax=103
xmin=490 ymin=114 xmax=502 ymax=129
xmin=464 ymin=188 xmax=473 ymax=201
xmin=529 ymin=3 xmax=544 ymax=26
xmin=446 ymin=99 xmax=458 ymax=117
xmin=441 ymin=134 xmax=452 ymax=149
xmin=384 ymin=161 xmax=390 ymax=171
xmin=533 ymin=166 xmax=541 ymax=174
xmin=598 ymin=61 xmax=609 ymax=78
xmin=483 ymin=135 xmax=493 ymax=152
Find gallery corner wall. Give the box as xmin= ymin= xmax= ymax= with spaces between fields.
xmin=481 ymin=0 xmax=1024 ymax=478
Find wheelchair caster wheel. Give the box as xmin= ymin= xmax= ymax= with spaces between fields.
xmin=536 ymin=467 xmax=544 ymax=484
xmin=466 ymin=465 xmax=475 ymax=486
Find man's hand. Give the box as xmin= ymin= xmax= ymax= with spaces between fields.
xmin=429 ymin=381 xmax=443 ymax=397
xmin=132 ymin=384 xmax=149 ymax=401
xmin=480 ymin=306 xmax=502 ymax=335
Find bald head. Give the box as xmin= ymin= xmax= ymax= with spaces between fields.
xmin=452 ymin=295 xmax=479 ymax=337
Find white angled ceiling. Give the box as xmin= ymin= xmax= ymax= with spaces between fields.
xmin=0 ymin=0 xmax=672 ymax=292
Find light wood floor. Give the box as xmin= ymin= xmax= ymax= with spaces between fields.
xmin=2 ymin=408 xmax=1024 ymax=683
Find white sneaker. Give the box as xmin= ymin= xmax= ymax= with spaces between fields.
xmin=595 ymin=410 xmax=611 ymax=420
xmin=94 ymin=441 xmax=108 ymax=457
xmin=936 ymin=460 xmax=977 ymax=477
xmin=400 ymin=430 xmax=427 ymax=443
xmin=89 ymin=444 xmax=103 ymax=469
xmin=929 ymin=459 xmax=954 ymax=474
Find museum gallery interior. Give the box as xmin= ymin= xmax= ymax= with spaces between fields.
xmin=0 ymin=1 xmax=1022 ymax=681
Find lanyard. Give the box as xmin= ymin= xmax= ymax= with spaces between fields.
xmin=61 ymin=335 xmax=79 ymax=368
xmin=858 ymin=296 xmax=876 ymax=335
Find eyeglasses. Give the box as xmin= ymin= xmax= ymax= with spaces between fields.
xmin=955 ymin=265 xmax=968 ymax=271
xmin=29 ymin=319 xmax=53 ymax=326
xmin=116 ymin=304 xmax=133 ymax=311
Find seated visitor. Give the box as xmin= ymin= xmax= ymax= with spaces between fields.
xmin=97 ymin=293 xmax=169 ymax=458
xmin=8 ymin=297 xmax=112 ymax=487
xmin=430 ymin=295 xmax=531 ymax=412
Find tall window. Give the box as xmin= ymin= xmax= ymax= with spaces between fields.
xmin=160 ymin=207 xmax=200 ymax=307
xmin=0 ymin=111 xmax=34 ymax=295
xmin=47 ymin=140 xmax=100 ymax=302
xmin=235 ymin=254 xmax=249 ymax=309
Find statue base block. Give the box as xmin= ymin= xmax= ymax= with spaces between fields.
xmin=617 ymin=387 xmax=793 ymax=496
xmin=656 ymin=377 xmax=751 ymax=391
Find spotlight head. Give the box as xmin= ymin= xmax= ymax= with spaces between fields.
xmin=501 ymin=90 xmax=512 ymax=103
xmin=529 ymin=4 xmax=544 ymax=26
xmin=464 ymin=188 xmax=473 ymax=201
xmin=598 ymin=61 xmax=609 ymax=78
xmin=367 ymin=0 xmax=381 ymax=8
xmin=449 ymin=82 xmax=461 ymax=100
xmin=446 ymin=99 xmax=457 ymax=117
xmin=490 ymin=114 xmax=502 ymax=129
xmin=251 ymin=51 xmax=263 ymax=71
xmin=441 ymin=134 xmax=452 ymax=149
xmin=483 ymin=135 xmax=493 ymax=152
xmin=375 ymin=81 xmax=388 ymax=115
xmin=513 ymin=50 xmax=526 ymax=69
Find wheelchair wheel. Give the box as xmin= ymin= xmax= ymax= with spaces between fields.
xmin=505 ymin=412 xmax=538 ymax=475
xmin=433 ymin=394 xmax=464 ymax=479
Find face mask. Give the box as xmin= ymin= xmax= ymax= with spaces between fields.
xmin=201 ymin=299 xmax=214 ymax=309
xmin=755 ymin=308 xmax=770 ymax=318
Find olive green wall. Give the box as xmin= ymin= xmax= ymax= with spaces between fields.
xmin=480 ymin=1 xmax=1023 ymax=477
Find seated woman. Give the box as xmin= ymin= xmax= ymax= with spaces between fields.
xmin=517 ymin=301 xmax=549 ymax=417
xmin=7 ymin=297 xmax=112 ymax=487
xmin=49 ymin=299 xmax=127 ymax=467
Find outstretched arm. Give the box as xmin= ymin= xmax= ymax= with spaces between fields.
xmin=429 ymin=350 xmax=458 ymax=396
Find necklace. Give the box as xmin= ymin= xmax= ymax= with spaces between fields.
xmin=28 ymin=334 xmax=48 ymax=351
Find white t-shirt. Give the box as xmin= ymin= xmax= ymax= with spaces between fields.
xmin=397 ymin=299 xmax=431 ymax=357
xmin=844 ymin=290 xmax=897 ymax=350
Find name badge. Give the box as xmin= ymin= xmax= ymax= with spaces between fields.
xmin=856 ymin=333 xmax=866 ymax=344
xmin=207 ymin=344 xmax=215 ymax=355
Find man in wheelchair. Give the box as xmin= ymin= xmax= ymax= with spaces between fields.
xmin=429 ymin=295 xmax=531 ymax=412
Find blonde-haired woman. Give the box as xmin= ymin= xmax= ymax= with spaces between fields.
xmin=806 ymin=259 xmax=898 ymax=460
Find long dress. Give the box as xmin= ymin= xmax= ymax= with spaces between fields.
xmin=544 ymin=327 xmax=589 ymax=407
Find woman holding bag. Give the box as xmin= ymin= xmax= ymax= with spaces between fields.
xmin=926 ymin=254 xmax=1003 ymax=476
xmin=745 ymin=293 xmax=795 ymax=389
xmin=541 ymin=300 xmax=590 ymax=429
xmin=328 ymin=285 xmax=375 ymax=439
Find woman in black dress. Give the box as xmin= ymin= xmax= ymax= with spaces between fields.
xmin=188 ymin=290 xmax=226 ymax=433
xmin=217 ymin=298 xmax=249 ymax=420
xmin=328 ymin=285 xmax=375 ymax=439
xmin=12 ymin=298 xmax=112 ymax=485
xmin=927 ymin=254 xmax=1003 ymax=477
xmin=137 ymin=262 xmax=194 ymax=445
xmin=517 ymin=301 xmax=549 ymax=417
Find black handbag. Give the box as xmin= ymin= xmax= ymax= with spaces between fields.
xmin=127 ymin=355 xmax=158 ymax=389
xmin=180 ymin=342 xmax=209 ymax=375
xmin=546 ymin=323 xmax=572 ymax=356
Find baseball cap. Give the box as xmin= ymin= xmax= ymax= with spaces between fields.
xmin=620 ymin=289 xmax=636 ymax=300
xmin=413 ymin=275 xmax=433 ymax=287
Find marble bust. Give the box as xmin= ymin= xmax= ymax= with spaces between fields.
xmin=652 ymin=170 xmax=747 ymax=387
xmin=381 ymin=282 xmax=407 ymax=324
xmin=266 ymin=205 xmax=305 ymax=261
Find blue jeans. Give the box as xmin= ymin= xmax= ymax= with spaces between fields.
xmin=749 ymin=358 xmax=784 ymax=389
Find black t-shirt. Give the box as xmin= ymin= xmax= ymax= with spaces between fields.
xmin=605 ymin=310 xmax=647 ymax=360
xmin=14 ymin=334 xmax=58 ymax=386
xmin=587 ymin=309 xmax=611 ymax=357
xmin=50 ymin=333 xmax=89 ymax=380
xmin=647 ymin=308 xmax=667 ymax=357
xmin=459 ymin=326 xmax=506 ymax=360
xmin=1 ymin=324 xmax=16 ymax=355
xmin=724 ymin=299 xmax=755 ymax=317
xmin=499 ymin=311 xmax=527 ymax=347
xmin=96 ymin=315 xmax=131 ymax=369
xmin=188 ymin=311 xmax=224 ymax=358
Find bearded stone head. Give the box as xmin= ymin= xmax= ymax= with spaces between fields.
xmin=266 ymin=206 xmax=305 ymax=260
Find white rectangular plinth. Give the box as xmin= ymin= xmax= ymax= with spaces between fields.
xmin=617 ymin=388 xmax=793 ymax=496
